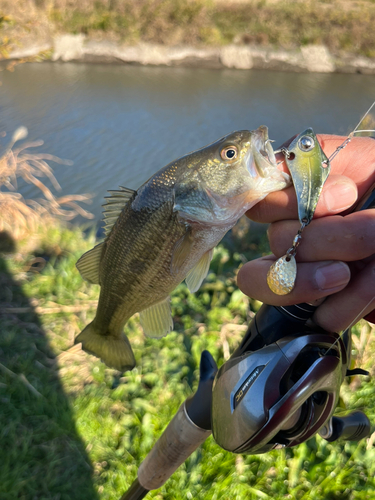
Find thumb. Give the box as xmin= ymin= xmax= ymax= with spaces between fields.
xmin=314 ymin=175 xmax=358 ymax=217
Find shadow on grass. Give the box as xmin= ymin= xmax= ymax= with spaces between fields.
xmin=0 ymin=234 xmax=99 ymax=500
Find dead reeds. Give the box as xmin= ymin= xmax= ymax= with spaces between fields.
xmin=0 ymin=126 xmax=93 ymax=240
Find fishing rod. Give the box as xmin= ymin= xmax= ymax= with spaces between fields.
xmin=120 ymin=186 xmax=374 ymax=499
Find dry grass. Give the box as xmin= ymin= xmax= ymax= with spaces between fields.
xmin=0 ymin=127 xmax=93 ymax=240
xmin=47 ymin=0 xmax=375 ymax=55
xmin=0 ymin=1 xmax=53 ymax=58
xmin=3 ymin=0 xmax=375 ymax=56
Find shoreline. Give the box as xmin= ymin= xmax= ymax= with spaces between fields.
xmin=7 ymin=35 xmax=375 ymax=75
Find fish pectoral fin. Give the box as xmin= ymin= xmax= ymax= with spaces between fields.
xmin=76 ymin=242 xmax=104 ymax=284
xmin=185 ymin=249 xmax=213 ymax=293
xmin=171 ymin=227 xmax=194 ymax=275
xmin=139 ymin=298 xmax=173 ymax=338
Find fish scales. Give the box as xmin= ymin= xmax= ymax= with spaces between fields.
xmin=75 ymin=127 xmax=291 ymax=371
xmin=98 ymin=201 xmax=186 ymax=334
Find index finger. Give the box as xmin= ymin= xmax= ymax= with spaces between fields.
xmin=248 ymin=174 xmax=358 ymax=223
xmin=246 ymin=135 xmax=375 ymax=224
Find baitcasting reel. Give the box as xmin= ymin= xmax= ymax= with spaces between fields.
xmin=122 ymin=303 xmax=372 ymax=500
xmin=210 ymin=302 xmax=370 ymax=454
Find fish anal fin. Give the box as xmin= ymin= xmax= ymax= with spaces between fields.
xmin=75 ymin=321 xmax=136 ymax=372
xmin=103 ymin=186 xmax=137 ymax=236
xmin=139 ymin=298 xmax=173 ymax=338
xmin=185 ymin=249 xmax=213 ymax=293
xmin=76 ymin=242 xmax=104 ymax=284
xmin=171 ymin=228 xmax=194 ymax=275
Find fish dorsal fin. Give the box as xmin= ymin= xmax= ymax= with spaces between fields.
xmin=185 ymin=249 xmax=213 ymax=293
xmin=139 ymin=298 xmax=173 ymax=338
xmin=171 ymin=227 xmax=194 ymax=275
xmin=76 ymin=242 xmax=104 ymax=284
xmin=103 ymin=186 xmax=136 ymax=236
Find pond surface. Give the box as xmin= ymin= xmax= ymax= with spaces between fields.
xmin=1 ymin=62 xmax=374 ymax=223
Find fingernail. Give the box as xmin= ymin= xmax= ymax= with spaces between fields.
xmin=315 ymin=262 xmax=350 ymax=290
xmin=324 ymin=181 xmax=357 ymax=213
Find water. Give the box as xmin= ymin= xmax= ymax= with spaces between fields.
xmin=0 ymin=62 xmax=374 ymax=223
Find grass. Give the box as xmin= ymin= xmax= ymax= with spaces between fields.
xmin=1 ymin=220 xmax=375 ymax=500
xmin=41 ymin=0 xmax=375 ymax=57
xmin=3 ymin=0 xmax=375 ymax=57
xmin=0 ymin=127 xmax=93 ymax=241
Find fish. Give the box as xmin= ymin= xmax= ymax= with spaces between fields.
xmin=75 ymin=126 xmax=291 ymax=371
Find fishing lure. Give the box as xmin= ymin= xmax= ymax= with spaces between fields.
xmin=267 ymin=101 xmax=375 ymax=295
xmin=267 ymin=128 xmax=330 ymax=295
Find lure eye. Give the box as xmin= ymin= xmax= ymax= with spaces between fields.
xmin=221 ymin=146 xmax=238 ymax=161
xmin=298 ymin=135 xmax=315 ymax=152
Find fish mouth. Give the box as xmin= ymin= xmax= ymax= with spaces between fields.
xmin=248 ymin=125 xmax=291 ymax=184
xmin=250 ymin=125 xmax=277 ymax=175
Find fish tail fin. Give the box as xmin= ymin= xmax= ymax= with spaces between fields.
xmin=75 ymin=321 xmax=136 ymax=372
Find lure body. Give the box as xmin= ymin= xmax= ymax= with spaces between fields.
xmin=285 ymin=128 xmax=330 ymax=224
xmin=267 ymin=128 xmax=331 ymax=295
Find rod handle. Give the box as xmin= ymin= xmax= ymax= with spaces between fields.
xmin=137 ymin=401 xmax=211 ymax=491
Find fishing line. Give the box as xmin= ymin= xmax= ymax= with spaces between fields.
xmin=352 ymin=100 xmax=375 ymax=134
xmin=352 ymin=129 xmax=375 ymax=134
xmin=322 ymin=295 xmax=375 ymax=356
xmin=321 ymin=101 xmax=375 ymax=353
xmin=274 ymin=102 xmax=375 ymax=164
xmin=327 ymin=101 xmax=375 ymax=163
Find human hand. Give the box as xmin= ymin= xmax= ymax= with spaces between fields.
xmin=237 ymin=135 xmax=375 ymax=332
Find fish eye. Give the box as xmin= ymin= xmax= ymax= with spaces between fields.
xmin=298 ymin=135 xmax=315 ymax=152
xmin=221 ymin=146 xmax=238 ymax=161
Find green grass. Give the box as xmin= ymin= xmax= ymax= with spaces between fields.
xmin=1 ymin=222 xmax=375 ymax=499
xmin=45 ymin=0 xmax=375 ymax=57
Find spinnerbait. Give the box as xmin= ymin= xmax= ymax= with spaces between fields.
xmin=267 ymin=102 xmax=375 ymax=295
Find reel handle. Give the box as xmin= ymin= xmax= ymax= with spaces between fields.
xmin=319 ymin=411 xmax=371 ymax=442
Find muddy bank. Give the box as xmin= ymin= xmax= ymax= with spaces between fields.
xmin=7 ymin=35 xmax=375 ymax=74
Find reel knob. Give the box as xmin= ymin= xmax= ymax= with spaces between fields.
xmin=319 ymin=411 xmax=371 ymax=442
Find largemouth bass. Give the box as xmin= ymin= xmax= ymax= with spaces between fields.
xmin=75 ymin=126 xmax=290 ymax=371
